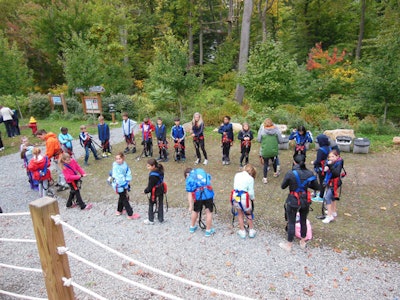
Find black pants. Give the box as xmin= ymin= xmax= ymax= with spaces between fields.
xmin=263 ymin=157 xmax=277 ymax=177
xmin=194 ymin=139 xmax=207 ymax=161
xmin=4 ymin=120 xmax=14 ymax=137
xmin=317 ymin=170 xmax=326 ymax=197
xmin=67 ymin=182 xmax=86 ymax=209
xmin=148 ymin=194 xmax=163 ymax=222
xmin=286 ymin=204 xmax=309 ymax=242
xmin=117 ymin=189 xmax=133 ymax=216
xmin=240 ymin=145 xmax=251 ymax=165
xmin=222 ymin=142 xmax=231 ymax=162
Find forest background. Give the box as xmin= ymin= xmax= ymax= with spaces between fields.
xmin=0 ymin=0 xmax=399 ymax=140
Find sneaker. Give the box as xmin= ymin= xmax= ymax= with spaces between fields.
xmin=67 ymin=203 xmax=77 ymax=209
xmin=124 ymin=147 xmax=129 ymax=153
xmin=225 ymin=161 xmax=230 ymax=165
xmin=107 ymin=152 xmax=112 ymax=156
xmin=194 ymin=159 xmax=200 ymax=165
xmin=203 ymin=159 xmax=208 ymax=165
xmin=83 ymin=203 xmax=93 ymax=210
xmin=262 ymin=178 xmax=268 ymax=184
xmin=84 ymin=162 xmax=89 ymax=166
xmin=273 ymin=171 xmax=280 ymax=177
xmin=127 ymin=213 xmax=140 ymax=220
xmin=189 ymin=225 xmax=198 ymax=233
xmin=332 ymin=212 xmax=338 ymax=218
xmin=131 ymin=147 xmax=136 ymax=154
xmin=312 ymin=196 xmax=324 ymax=203
xmin=143 ymin=219 xmax=154 ymax=225
xmin=95 ymin=157 xmax=101 ymax=160
xmin=322 ymin=215 xmax=334 ymax=224
xmin=102 ymin=153 xmax=108 ymax=158
xmin=57 ymin=185 xmax=68 ymax=192
xmin=237 ymin=230 xmax=246 ymax=239
xmin=222 ymin=161 xmax=226 ymax=165
xmin=163 ymin=158 xmax=169 ymax=162
xmin=205 ymin=228 xmax=215 ymax=237
xmin=157 ymin=156 xmax=163 ymax=161
xmin=115 ymin=211 xmax=122 ymax=216
xmin=279 ymin=242 xmax=292 ymax=252
xmin=248 ymin=229 xmax=256 ymax=238
xmin=0 ymin=147 xmax=4 ymax=151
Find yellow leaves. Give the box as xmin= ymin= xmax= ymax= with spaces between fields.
xmin=344 ymin=213 xmax=352 ymax=217
xmin=380 ymin=207 xmax=387 ymax=211
xmin=333 ymin=248 xmax=342 ymax=253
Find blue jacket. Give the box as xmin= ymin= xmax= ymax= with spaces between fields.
xmin=218 ymin=123 xmax=234 ymax=141
xmin=111 ymin=161 xmax=132 ymax=193
xmin=98 ymin=123 xmax=110 ymax=141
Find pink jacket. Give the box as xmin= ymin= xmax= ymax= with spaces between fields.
xmin=62 ymin=159 xmax=86 ymax=183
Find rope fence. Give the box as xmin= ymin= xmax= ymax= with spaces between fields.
xmin=52 ymin=214 xmax=254 ymax=300
xmin=2 ymin=197 xmax=255 ymax=300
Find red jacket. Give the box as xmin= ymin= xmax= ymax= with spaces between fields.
xmin=28 ymin=156 xmax=52 ymax=181
xmin=62 ymin=159 xmax=86 ymax=183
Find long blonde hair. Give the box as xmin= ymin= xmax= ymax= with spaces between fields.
xmin=192 ymin=112 xmax=204 ymax=126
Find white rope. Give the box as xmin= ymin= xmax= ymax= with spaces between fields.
xmin=0 ymin=262 xmax=42 ymax=273
xmin=51 ymin=214 xmax=254 ymax=300
xmin=0 ymin=238 xmax=36 ymax=243
xmin=0 ymin=212 xmax=31 ymax=217
xmin=62 ymin=277 xmax=108 ymax=300
xmin=0 ymin=289 xmax=47 ymax=300
xmin=59 ymin=248 xmax=182 ymax=300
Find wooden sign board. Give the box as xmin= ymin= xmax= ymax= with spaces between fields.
xmin=82 ymin=96 xmax=102 ymax=114
xmin=48 ymin=94 xmax=68 ymax=113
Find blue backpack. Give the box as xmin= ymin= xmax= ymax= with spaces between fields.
xmin=186 ymin=168 xmax=214 ymax=201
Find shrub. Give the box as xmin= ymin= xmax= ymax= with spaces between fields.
xmin=300 ymin=103 xmax=330 ymax=129
xmin=65 ymin=97 xmax=83 ymax=115
xmin=356 ymin=115 xmax=378 ymax=134
xmin=28 ymin=93 xmax=51 ymax=119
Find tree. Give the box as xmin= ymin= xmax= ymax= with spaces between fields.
xmin=235 ymin=0 xmax=253 ymax=104
xmin=0 ymin=31 xmax=33 ymax=95
xmin=240 ymin=40 xmax=300 ymax=106
xmin=146 ymin=32 xmax=202 ymax=118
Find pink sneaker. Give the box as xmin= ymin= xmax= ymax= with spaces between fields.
xmin=84 ymin=203 xmax=93 ymax=210
xmin=115 ymin=211 xmax=122 ymax=216
xmin=127 ymin=213 xmax=140 ymax=220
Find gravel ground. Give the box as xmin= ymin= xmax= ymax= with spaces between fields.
xmin=1 ymin=129 xmax=400 ymax=300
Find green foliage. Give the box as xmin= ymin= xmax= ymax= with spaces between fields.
xmin=0 ymin=95 xmax=30 ymax=118
xmin=146 ymin=32 xmax=202 ymax=117
xmin=101 ymin=93 xmax=137 ymax=121
xmin=0 ymin=31 xmax=33 ymax=95
xmin=240 ymin=40 xmax=301 ymax=105
xmin=28 ymin=93 xmax=51 ymax=119
xmin=299 ymin=103 xmax=329 ymax=129
xmin=65 ymin=97 xmax=83 ymax=115
xmin=203 ymin=38 xmax=239 ymax=85
xmin=326 ymin=94 xmax=362 ymax=120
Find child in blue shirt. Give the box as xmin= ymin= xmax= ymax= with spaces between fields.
xmin=218 ymin=116 xmax=234 ymax=165
xmin=98 ymin=115 xmax=111 ymax=157
xmin=171 ymin=117 xmax=186 ymax=162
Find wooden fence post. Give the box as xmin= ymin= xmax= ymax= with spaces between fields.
xmin=29 ymin=196 xmax=74 ymax=300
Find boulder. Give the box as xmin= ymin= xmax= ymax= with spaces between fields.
xmin=393 ymin=137 xmax=400 ymax=145
xmin=213 ymin=122 xmax=243 ymax=133
xmin=323 ymin=129 xmax=355 ymax=141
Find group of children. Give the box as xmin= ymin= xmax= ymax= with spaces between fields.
xmin=17 ymin=111 xmax=345 ymax=246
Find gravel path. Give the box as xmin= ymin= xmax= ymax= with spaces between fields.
xmin=1 ymin=129 xmax=399 ymax=299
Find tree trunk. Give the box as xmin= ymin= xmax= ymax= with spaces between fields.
xmin=199 ymin=27 xmax=204 ymax=65
xmin=227 ymin=0 xmax=234 ymax=37
xmin=188 ymin=0 xmax=195 ymax=67
xmin=356 ymin=0 xmax=366 ymax=60
xmin=235 ymin=0 xmax=253 ymax=104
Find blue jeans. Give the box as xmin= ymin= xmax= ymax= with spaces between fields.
xmin=84 ymin=143 xmax=98 ymax=163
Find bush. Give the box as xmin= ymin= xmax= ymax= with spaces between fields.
xmin=65 ymin=97 xmax=83 ymax=115
xmin=101 ymin=94 xmax=138 ymax=121
xmin=28 ymin=93 xmax=51 ymax=119
xmin=356 ymin=115 xmax=378 ymax=134
xmin=300 ymin=103 xmax=330 ymax=129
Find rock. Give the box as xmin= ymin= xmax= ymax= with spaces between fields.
xmin=323 ymin=129 xmax=355 ymax=141
xmin=393 ymin=137 xmax=400 ymax=145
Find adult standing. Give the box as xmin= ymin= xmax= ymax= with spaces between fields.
xmin=0 ymin=106 xmax=14 ymax=138
xmin=279 ymin=154 xmax=319 ymax=252
xmin=257 ymin=118 xmax=283 ymax=183
xmin=36 ymin=129 xmax=69 ymax=191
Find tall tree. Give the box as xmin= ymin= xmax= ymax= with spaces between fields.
xmin=235 ymin=0 xmax=253 ymax=104
xmin=0 ymin=31 xmax=33 ymax=95
xmin=355 ymin=0 xmax=366 ymax=60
